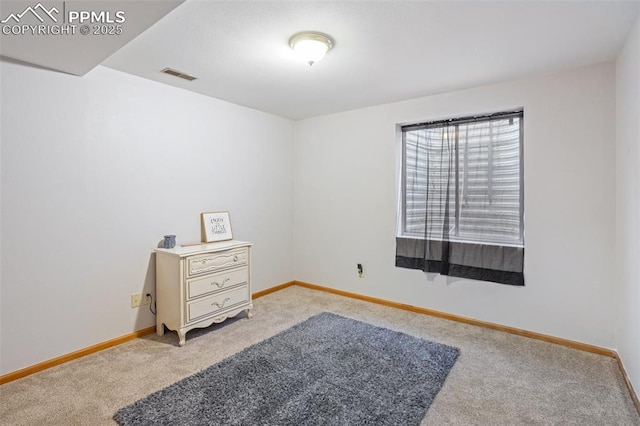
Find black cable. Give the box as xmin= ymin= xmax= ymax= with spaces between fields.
xmin=147 ymin=293 xmax=157 ymax=315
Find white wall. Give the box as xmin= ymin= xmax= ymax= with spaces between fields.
xmin=294 ymin=63 xmax=616 ymax=348
xmin=0 ymin=45 xmax=632 ymax=381
xmin=0 ymin=61 xmax=294 ymax=374
xmin=616 ymin=15 xmax=640 ymax=396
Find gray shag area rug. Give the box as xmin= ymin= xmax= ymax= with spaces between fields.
xmin=113 ymin=312 xmax=459 ymax=425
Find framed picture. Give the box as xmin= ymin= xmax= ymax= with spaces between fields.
xmin=201 ymin=211 xmax=233 ymax=243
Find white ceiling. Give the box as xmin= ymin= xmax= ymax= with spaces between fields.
xmin=101 ymin=0 xmax=640 ymax=120
xmin=4 ymin=1 xmax=638 ymax=120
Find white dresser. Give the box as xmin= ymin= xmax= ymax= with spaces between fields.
xmin=155 ymin=240 xmax=253 ymax=346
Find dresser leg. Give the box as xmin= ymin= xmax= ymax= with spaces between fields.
xmin=156 ymin=323 xmax=165 ymax=336
xmin=246 ymin=309 xmax=253 ymax=319
xmin=178 ymin=331 xmax=186 ymax=347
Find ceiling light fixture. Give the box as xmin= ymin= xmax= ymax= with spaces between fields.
xmin=289 ymin=31 xmax=334 ymax=66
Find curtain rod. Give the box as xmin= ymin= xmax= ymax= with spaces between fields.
xmin=402 ymin=109 xmax=523 ymax=131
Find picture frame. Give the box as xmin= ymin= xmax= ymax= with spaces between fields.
xmin=201 ymin=211 xmax=233 ymax=243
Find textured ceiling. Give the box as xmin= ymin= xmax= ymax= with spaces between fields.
xmin=5 ymin=1 xmax=637 ymax=120
xmin=101 ymin=0 xmax=639 ymax=119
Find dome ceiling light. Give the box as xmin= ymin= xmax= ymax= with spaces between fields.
xmin=289 ymin=31 xmax=334 ymax=66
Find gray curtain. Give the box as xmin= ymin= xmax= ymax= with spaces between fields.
xmin=396 ymin=111 xmax=524 ymax=286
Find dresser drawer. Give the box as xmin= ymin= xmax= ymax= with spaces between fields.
xmin=186 ymin=267 xmax=248 ymax=300
xmin=186 ymin=248 xmax=248 ymax=277
xmin=186 ymin=285 xmax=249 ymax=323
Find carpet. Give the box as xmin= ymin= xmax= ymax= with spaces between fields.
xmin=114 ymin=312 xmax=459 ymax=425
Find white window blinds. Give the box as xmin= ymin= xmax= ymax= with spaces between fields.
xmin=401 ymin=111 xmax=524 ymax=247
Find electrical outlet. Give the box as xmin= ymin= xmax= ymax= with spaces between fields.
xmin=357 ymin=263 xmax=364 ymax=278
xmin=131 ymin=293 xmax=142 ymax=308
xmin=143 ymin=293 xmax=152 ymax=306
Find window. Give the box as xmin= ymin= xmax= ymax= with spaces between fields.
xmin=396 ymin=110 xmax=524 ymax=286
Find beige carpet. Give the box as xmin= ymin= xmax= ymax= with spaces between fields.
xmin=1 ymin=285 xmax=638 ymax=425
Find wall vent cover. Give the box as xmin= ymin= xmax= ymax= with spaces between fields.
xmin=161 ymin=68 xmax=197 ymax=81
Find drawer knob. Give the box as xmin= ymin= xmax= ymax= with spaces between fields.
xmin=211 ymin=297 xmax=231 ymax=308
xmin=211 ymin=278 xmax=230 ymax=288
xmin=233 ymin=255 xmax=238 ymax=262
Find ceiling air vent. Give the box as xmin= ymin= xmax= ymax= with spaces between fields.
xmin=161 ymin=68 xmax=197 ymax=81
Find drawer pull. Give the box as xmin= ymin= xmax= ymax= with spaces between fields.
xmin=233 ymin=255 xmax=238 ymax=262
xmin=211 ymin=278 xmax=230 ymax=288
xmin=211 ymin=297 xmax=231 ymax=308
